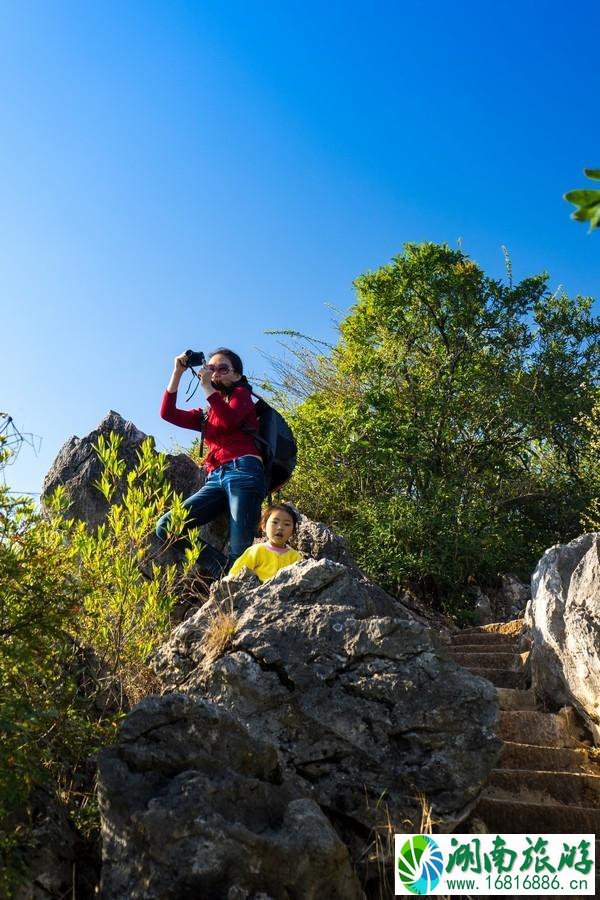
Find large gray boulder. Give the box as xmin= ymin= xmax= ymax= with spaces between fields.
xmin=526 ymin=533 xmax=600 ymax=742
xmin=97 ymin=693 xmax=362 ymax=900
xmin=154 ymin=559 xmax=499 ymax=823
xmin=100 ymin=557 xmax=503 ymax=896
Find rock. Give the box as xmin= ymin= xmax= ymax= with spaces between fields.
xmin=289 ymin=512 xmax=419 ymax=623
xmin=291 ymin=513 xmax=361 ymax=575
xmin=41 ymin=410 xmax=227 ymax=550
xmin=12 ymin=788 xmax=99 ymax=900
xmin=526 ymin=533 xmax=600 ymax=743
xmin=151 ymin=558 xmax=500 ymax=883
xmin=495 ymin=574 xmax=530 ymax=621
xmin=97 ymin=693 xmax=362 ymax=900
xmin=471 ymin=585 xmax=494 ymax=625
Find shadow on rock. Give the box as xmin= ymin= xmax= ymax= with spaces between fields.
xmin=99 ymin=558 xmax=501 ymax=898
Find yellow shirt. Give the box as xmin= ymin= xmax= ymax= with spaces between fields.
xmin=229 ymin=542 xmax=302 ymax=582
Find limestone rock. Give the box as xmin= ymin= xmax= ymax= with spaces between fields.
xmin=154 ymin=559 xmax=501 ymax=836
xmin=41 ymin=410 xmax=227 ymax=550
xmin=290 ymin=512 xmax=419 ymax=623
xmin=291 ymin=513 xmax=361 ymax=574
xmin=526 ymin=533 xmax=600 ymax=742
xmin=97 ymin=694 xmax=362 ymax=900
xmin=495 ymin=573 xmax=530 ymax=621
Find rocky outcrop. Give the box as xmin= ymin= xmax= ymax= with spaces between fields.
xmin=97 ymin=694 xmax=362 ymax=900
xmin=41 ymin=410 xmax=228 ymax=550
xmin=291 ymin=513 xmax=362 ymax=575
xmin=42 ymin=411 xmax=201 ymax=528
xmin=463 ymin=574 xmax=530 ymax=626
xmin=98 ymin=558 xmax=501 ymax=897
xmin=495 ymin=573 xmax=530 ymax=621
xmin=42 ymin=413 xmax=508 ymax=896
xmin=526 ymin=533 xmax=600 ymax=743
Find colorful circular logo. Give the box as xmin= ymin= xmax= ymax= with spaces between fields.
xmin=397 ymin=835 xmax=444 ymax=895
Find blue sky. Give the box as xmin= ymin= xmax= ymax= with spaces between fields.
xmin=2 ymin=1 xmax=599 ymax=494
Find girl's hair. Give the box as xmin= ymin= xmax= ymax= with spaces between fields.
xmin=209 ymin=347 xmax=244 ymax=375
xmin=260 ymin=502 xmax=299 ymax=533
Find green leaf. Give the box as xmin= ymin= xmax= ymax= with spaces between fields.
xmin=563 ymin=189 xmax=600 ymax=208
xmin=590 ymin=205 xmax=600 ymax=230
xmin=564 ymin=187 xmax=600 ymax=231
xmin=583 ymin=168 xmax=600 ymax=180
xmin=572 ymin=206 xmax=595 ymax=222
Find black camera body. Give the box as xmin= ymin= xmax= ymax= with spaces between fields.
xmin=185 ymin=350 xmax=206 ymax=368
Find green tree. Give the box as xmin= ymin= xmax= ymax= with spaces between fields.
xmin=285 ymin=243 xmax=600 ymax=604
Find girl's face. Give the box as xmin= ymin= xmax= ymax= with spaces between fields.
xmin=207 ymin=353 xmax=240 ymax=389
xmin=265 ymin=510 xmax=295 ymax=547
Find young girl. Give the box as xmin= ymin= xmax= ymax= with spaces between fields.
xmin=229 ymin=503 xmax=302 ymax=582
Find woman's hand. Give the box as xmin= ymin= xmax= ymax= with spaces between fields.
xmin=166 ymin=352 xmax=189 ymax=393
xmin=199 ymin=366 xmax=216 ymax=395
xmin=174 ymin=352 xmax=189 ymax=372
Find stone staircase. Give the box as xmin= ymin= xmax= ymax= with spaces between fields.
xmin=447 ymin=620 xmax=599 ymax=897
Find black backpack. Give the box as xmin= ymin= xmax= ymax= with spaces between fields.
xmin=243 ymin=392 xmax=297 ymax=493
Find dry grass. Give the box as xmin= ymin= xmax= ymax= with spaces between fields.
xmin=125 ymin=667 xmax=164 ymax=707
xmin=199 ymin=594 xmax=238 ymax=668
xmin=415 ymin=792 xmax=475 ymax=900
xmin=360 ymin=790 xmax=415 ymax=900
xmin=416 ymin=790 xmax=440 ymax=834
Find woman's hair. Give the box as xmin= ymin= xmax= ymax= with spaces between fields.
xmin=209 ymin=347 xmax=244 ymax=375
xmin=260 ymin=502 xmax=300 ymax=533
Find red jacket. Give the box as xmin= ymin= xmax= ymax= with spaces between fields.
xmin=160 ymin=386 xmax=260 ymax=473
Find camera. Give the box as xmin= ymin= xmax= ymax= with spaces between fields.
xmin=185 ymin=350 xmax=206 ymax=367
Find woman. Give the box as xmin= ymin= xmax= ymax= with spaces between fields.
xmin=156 ymin=348 xmax=266 ymax=577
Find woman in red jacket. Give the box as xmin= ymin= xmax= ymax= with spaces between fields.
xmin=156 ymin=348 xmax=266 ymax=577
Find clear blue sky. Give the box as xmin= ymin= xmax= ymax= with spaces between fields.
xmin=2 ymin=1 xmax=600 ymax=494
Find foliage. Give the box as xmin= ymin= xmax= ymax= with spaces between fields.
xmin=66 ymin=433 xmax=197 ymax=705
xmin=564 ymin=168 xmax=600 ymax=231
xmin=283 ymin=243 xmax=600 ymax=603
xmin=578 ymin=393 xmax=600 ymax=531
xmin=0 ymin=447 xmax=100 ymax=891
xmin=0 ymin=431 xmax=194 ymax=893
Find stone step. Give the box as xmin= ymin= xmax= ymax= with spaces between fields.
xmin=498 ymin=710 xmax=586 ymax=749
xmin=500 ymin=741 xmax=599 ymax=775
xmin=488 ymin=768 xmax=600 ymax=807
xmin=461 ymin=619 xmax=525 ymax=636
xmin=496 ymin=688 xmax=536 ymax=711
xmin=451 ymin=631 xmax=522 ymax=646
xmin=449 ymin=650 xmax=523 ymax=669
xmin=448 ymin=641 xmax=520 ymax=654
xmin=468 ymin=796 xmax=600 ymax=834
xmin=466 ymin=668 xmax=526 ymax=688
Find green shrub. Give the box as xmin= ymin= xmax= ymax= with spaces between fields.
xmin=0 ymin=430 xmax=196 ymax=893
xmin=66 ymin=433 xmax=198 ymax=705
xmin=0 ymin=465 xmax=100 ymax=890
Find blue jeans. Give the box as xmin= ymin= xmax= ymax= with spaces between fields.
xmin=155 ymin=455 xmax=266 ymax=577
